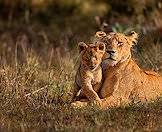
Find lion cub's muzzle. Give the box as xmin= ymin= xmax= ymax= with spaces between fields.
xmin=89 ymin=65 xmax=97 ymax=70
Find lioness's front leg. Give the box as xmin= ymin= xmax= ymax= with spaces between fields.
xmin=99 ymin=75 xmax=123 ymax=109
xmin=99 ymin=75 xmax=132 ymax=109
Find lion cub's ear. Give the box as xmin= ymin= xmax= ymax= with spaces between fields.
xmin=95 ymin=31 xmax=107 ymax=39
xmin=127 ymin=31 xmax=139 ymax=45
xmin=96 ymin=42 xmax=105 ymax=52
xmin=78 ymin=42 xmax=88 ymax=52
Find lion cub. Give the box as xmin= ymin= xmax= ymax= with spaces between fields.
xmin=74 ymin=41 xmax=105 ymax=103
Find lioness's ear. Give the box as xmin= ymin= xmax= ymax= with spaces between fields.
xmin=97 ymin=42 xmax=105 ymax=51
xmin=78 ymin=42 xmax=88 ymax=52
xmin=95 ymin=31 xmax=107 ymax=39
xmin=127 ymin=31 xmax=138 ymax=45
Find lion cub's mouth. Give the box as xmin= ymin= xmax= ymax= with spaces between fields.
xmin=89 ymin=65 xmax=97 ymax=70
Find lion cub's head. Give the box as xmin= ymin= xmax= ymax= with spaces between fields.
xmin=95 ymin=31 xmax=138 ymax=66
xmin=78 ymin=42 xmax=105 ymax=71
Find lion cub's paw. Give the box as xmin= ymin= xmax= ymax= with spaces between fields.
xmin=71 ymin=101 xmax=88 ymax=109
xmin=92 ymin=99 xmax=102 ymax=107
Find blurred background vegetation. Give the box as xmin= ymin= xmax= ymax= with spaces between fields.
xmin=0 ymin=0 xmax=162 ymax=131
xmin=0 ymin=0 xmax=162 ymax=69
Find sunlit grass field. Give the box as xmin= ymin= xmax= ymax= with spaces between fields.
xmin=0 ymin=0 xmax=162 ymax=130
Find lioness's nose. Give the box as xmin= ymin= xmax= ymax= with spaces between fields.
xmin=106 ymin=50 xmax=116 ymax=54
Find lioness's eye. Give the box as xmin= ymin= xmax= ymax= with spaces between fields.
xmin=118 ymin=42 xmax=123 ymax=46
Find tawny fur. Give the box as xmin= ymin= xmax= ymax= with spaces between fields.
xmin=73 ymin=31 xmax=162 ymax=109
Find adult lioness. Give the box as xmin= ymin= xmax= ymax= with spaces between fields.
xmin=95 ymin=31 xmax=162 ymax=109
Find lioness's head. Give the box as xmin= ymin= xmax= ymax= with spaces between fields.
xmin=78 ymin=42 xmax=105 ymax=71
xmin=95 ymin=31 xmax=138 ymax=66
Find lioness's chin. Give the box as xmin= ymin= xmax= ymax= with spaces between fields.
xmin=103 ymin=59 xmax=118 ymax=67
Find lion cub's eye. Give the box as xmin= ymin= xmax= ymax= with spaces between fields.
xmin=118 ymin=42 xmax=123 ymax=46
xmin=103 ymin=40 xmax=107 ymax=43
